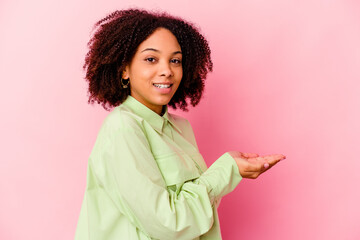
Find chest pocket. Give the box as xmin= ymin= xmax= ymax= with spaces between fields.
xmin=154 ymin=152 xmax=201 ymax=187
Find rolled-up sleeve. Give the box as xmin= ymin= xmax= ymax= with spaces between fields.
xmin=195 ymin=152 xmax=242 ymax=205
xmin=89 ymin=119 xmax=242 ymax=240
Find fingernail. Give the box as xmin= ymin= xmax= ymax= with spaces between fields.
xmin=264 ymin=163 xmax=269 ymax=168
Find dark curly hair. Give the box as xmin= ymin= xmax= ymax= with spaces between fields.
xmin=84 ymin=8 xmax=213 ymax=111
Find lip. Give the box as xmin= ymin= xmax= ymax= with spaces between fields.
xmin=152 ymin=82 xmax=173 ymax=85
xmin=152 ymin=82 xmax=173 ymax=94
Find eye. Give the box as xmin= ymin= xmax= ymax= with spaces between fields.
xmin=171 ymin=59 xmax=182 ymax=64
xmin=145 ymin=57 xmax=156 ymax=63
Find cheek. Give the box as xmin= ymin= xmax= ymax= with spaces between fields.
xmin=129 ymin=62 xmax=154 ymax=79
xmin=175 ymin=67 xmax=183 ymax=79
xmin=136 ymin=68 xmax=156 ymax=81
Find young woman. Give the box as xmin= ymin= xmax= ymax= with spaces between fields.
xmin=75 ymin=8 xmax=285 ymax=240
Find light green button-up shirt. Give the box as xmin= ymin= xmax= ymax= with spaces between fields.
xmin=75 ymin=96 xmax=242 ymax=240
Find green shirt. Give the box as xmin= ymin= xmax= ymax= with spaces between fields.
xmin=75 ymin=96 xmax=242 ymax=240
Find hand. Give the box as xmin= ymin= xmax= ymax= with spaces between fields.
xmin=228 ymin=151 xmax=286 ymax=179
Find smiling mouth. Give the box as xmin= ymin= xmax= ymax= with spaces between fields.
xmin=153 ymin=83 xmax=173 ymax=89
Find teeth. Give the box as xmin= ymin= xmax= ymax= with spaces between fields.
xmin=154 ymin=84 xmax=171 ymax=88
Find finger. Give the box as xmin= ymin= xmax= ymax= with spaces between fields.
xmin=244 ymin=161 xmax=267 ymax=172
xmin=246 ymin=156 xmax=283 ymax=172
xmin=262 ymin=154 xmax=286 ymax=170
xmin=247 ymin=162 xmax=273 ymax=175
xmin=262 ymin=154 xmax=286 ymax=160
xmin=241 ymin=152 xmax=259 ymax=158
xmin=251 ymin=154 xmax=286 ymax=164
xmin=264 ymin=154 xmax=286 ymax=165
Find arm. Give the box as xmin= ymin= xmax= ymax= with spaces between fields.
xmin=89 ymin=124 xmax=241 ymax=240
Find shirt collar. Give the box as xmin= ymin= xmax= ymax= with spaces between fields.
xmin=122 ymin=95 xmax=182 ymax=134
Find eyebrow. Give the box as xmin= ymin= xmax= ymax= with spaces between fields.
xmin=141 ymin=48 xmax=182 ymax=54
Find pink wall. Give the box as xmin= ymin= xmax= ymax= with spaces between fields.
xmin=1 ymin=0 xmax=359 ymax=239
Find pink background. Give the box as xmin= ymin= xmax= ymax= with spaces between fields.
xmin=1 ymin=0 xmax=359 ymax=239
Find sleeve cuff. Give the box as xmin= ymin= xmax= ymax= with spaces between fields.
xmin=198 ymin=152 xmax=242 ymax=203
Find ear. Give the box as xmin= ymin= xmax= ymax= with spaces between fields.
xmin=122 ymin=65 xmax=130 ymax=79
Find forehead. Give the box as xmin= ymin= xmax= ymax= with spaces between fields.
xmin=137 ymin=28 xmax=181 ymax=52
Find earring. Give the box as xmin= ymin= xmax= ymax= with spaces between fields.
xmin=121 ymin=78 xmax=129 ymax=88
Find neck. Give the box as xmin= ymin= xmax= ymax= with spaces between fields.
xmin=160 ymin=105 xmax=166 ymax=116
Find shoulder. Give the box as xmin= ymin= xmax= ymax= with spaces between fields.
xmin=168 ymin=112 xmax=188 ymax=123
xmin=169 ymin=112 xmax=200 ymax=150
xmin=90 ymin=105 xmax=148 ymax=157
xmin=168 ymin=113 xmax=197 ymax=142
xmin=168 ymin=112 xmax=192 ymax=130
xmin=99 ymin=105 xmax=145 ymax=137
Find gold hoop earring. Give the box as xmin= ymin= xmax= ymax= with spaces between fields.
xmin=121 ymin=78 xmax=129 ymax=88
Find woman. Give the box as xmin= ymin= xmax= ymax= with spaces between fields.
xmin=75 ymin=8 xmax=285 ymax=240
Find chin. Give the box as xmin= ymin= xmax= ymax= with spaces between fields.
xmin=153 ymin=96 xmax=173 ymax=105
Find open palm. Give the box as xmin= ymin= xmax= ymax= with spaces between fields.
xmin=228 ymin=151 xmax=286 ymax=179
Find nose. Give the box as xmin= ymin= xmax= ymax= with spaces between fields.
xmin=159 ymin=61 xmax=173 ymax=78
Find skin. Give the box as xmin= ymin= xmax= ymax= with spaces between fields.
xmin=122 ymin=27 xmax=286 ymax=178
xmin=228 ymin=151 xmax=286 ymax=179
xmin=122 ymin=27 xmax=183 ymax=115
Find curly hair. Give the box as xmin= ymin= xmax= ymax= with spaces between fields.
xmin=84 ymin=8 xmax=213 ymax=111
